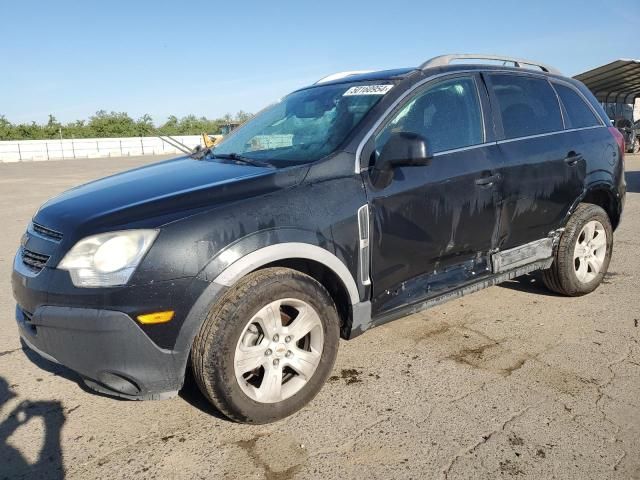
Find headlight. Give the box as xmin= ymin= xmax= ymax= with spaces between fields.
xmin=58 ymin=230 xmax=158 ymax=287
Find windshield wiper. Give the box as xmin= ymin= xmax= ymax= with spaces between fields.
xmin=211 ymin=152 xmax=275 ymax=168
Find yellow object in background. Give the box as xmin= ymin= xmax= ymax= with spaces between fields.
xmin=202 ymin=133 xmax=216 ymax=148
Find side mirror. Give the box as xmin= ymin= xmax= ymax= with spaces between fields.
xmin=375 ymin=132 xmax=433 ymax=172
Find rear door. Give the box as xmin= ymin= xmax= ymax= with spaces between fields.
xmin=484 ymin=73 xmax=585 ymax=250
xmin=550 ymin=80 xmax=609 ymax=182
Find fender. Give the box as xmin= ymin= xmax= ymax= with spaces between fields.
xmin=213 ymin=242 xmax=360 ymax=305
xmin=196 ymin=228 xmax=361 ymax=303
xmin=170 ymin=237 xmax=364 ymax=381
xmin=566 ymin=180 xmax=622 ymax=229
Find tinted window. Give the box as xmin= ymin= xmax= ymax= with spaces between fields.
xmin=376 ymin=77 xmax=483 ymax=154
xmin=490 ymin=74 xmax=563 ymax=139
xmin=554 ymin=84 xmax=600 ymax=129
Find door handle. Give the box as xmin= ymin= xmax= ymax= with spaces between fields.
xmin=475 ymin=174 xmax=500 ymax=187
xmin=564 ymin=152 xmax=583 ymax=166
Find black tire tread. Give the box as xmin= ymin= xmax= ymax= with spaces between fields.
xmin=542 ymin=203 xmax=612 ymax=296
xmin=191 ymin=267 xmax=338 ymax=423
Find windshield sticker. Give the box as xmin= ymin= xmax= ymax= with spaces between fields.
xmin=343 ymin=85 xmax=393 ymax=96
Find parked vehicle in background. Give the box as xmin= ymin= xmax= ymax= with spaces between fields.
xmin=12 ymin=54 xmax=626 ymax=424
xmin=615 ymin=118 xmax=639 ymax=153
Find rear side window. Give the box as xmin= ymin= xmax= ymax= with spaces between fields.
xmin=376 ymin=76 xmax=483 ymax=154
xmin=489 ymin=74 xmax=563 ymax=139
xmin=553 ymin=83 xmax=601 ymax=129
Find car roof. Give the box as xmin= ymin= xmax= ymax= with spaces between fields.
xmin=312 ymin=63 xmax=567 ymax=88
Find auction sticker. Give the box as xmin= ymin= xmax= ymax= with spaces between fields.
xmin=343 ymin=85 xmax=394 ymax=96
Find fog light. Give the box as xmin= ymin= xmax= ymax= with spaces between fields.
xmin=137 ymin=311 xmax=174 ymax=324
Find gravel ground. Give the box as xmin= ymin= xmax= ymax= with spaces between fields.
xmin=1 ymin=154 xmax=639 ymax=480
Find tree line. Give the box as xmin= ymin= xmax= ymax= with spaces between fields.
xmin=0 ymin=110 xmax=253 ymax=141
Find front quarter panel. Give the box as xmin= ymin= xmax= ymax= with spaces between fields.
xmin=138 ymin=154 xmax=368 ymax=350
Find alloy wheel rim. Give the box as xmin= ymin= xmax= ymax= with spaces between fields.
xmin=234 ymin=298 xmax=324 ymax=403
xmin=573 ymin=220 xmax=606 ymax=283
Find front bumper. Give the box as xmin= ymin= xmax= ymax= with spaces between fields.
xmin=16 ymin=305 xmax=182 ymax=399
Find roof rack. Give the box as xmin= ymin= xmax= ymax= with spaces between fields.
xmin=420 ymin=54 xmax=561 ymax=75
xmin=314 ymin=70 xmax=374 ymax=84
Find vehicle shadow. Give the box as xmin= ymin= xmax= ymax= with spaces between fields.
xmin=625 ymin=170 xmax=640 ymax=193
xmin=0 ymin=375 xmax=65 ymax=479
xmin=498 ymin=271 xmax=561 ymax=297
xmin=177 ymin=367 xmax=228 ymax=421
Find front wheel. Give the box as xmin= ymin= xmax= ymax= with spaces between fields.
xmin=191 ymin=267 xmax=340 ymax=423
xmin=542 ymin=203 xmax=613 ymax=296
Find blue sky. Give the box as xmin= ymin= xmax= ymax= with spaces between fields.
xmin=1 ymin=0 xmax=638 ymax=124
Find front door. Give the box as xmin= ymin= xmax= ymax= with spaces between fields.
xmin=363 ymin=74 xmax=502 ymax=316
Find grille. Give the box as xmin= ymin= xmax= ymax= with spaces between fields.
xmin=22 ymin=248 xmax=50 ymax=272
xmin=32 ymin=222 xmax=63 ymax=241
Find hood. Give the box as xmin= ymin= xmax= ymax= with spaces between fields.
xmin=34 ymin=156 xmax=303 ymax=235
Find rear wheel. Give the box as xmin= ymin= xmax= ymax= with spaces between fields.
xmin=191 ymin=267 xmax=340 ymax=423
xmin=542 ymin=203 xmax=612 ymax=296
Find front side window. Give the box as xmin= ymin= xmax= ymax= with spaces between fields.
xmin=375 ymin=77 xmax=483 ymax=155
xmin=213 ymin=82 xmax=391 ymax=166
xmin=489 ymin=74 xmax=563 ymax=139
xmin=553 ymin=83 xmax=600 ymax=129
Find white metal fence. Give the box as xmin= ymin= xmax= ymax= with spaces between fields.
xmin=0 ymin=135 xmax=202 ymax=163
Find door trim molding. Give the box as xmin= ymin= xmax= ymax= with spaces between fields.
xmin=496 ymin=125 xmax=605 ymax=145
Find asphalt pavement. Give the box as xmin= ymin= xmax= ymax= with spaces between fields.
xmin=1 ymin=154 xmax=639 ymax=479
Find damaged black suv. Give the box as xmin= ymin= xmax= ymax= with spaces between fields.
xmin=12 ymin=54 xmax=626 ymax=423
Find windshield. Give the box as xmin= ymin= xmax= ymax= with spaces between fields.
xmin=212 ymin=82 xmax=393 ymax=165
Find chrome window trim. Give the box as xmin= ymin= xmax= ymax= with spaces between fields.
xmin=549 ymin=79 xmax=605 ymax=128
xmin=355 ymin=70 xmax=480 ymax=173
xmin=472 ymin=75 xmax=487 ymax=144
xmin=354 ymin=68 xmax=605 ymax=173
xmin=488 ymin=72 xmax=567 ymax=141
xmin=432 ymin=142 xmax=495 ymax=157
xmin=495 ymin=125 xmax=606 ymax=145
xmin=355 ymin=70 xmax=490 ymax=172
xmin=549 ymin=78 xmax=567 ymax=129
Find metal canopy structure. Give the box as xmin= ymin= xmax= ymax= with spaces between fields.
xmin=574 ymin=59 xmax=640 ymax=105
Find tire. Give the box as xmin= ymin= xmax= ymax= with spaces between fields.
xmin=191 ymin=267 xmax=340 ymax=423
xmin=542 ymin=203 xmax=613 ymax=296
xmin=633 ymin=137 xmax=640 ymax=154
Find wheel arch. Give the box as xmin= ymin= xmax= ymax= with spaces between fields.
xmin=259 ymin=258 xmax=354 ymax=339
xmin=212 ymin=243 xmax=360 ymax=305
xmin=578 ymin=184 xmax=621 ymax=230
xmin=173 ymin=241 xmax=363 ymax=379
xmin=213 ymin=243 xmax=361 ymax=340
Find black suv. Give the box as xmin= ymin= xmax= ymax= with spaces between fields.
xmin=12 ymin=54 xmax=626 ymax=423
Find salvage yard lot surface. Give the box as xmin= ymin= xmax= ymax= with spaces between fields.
xmin=1 ymin=154 xmax=639 ymax=479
